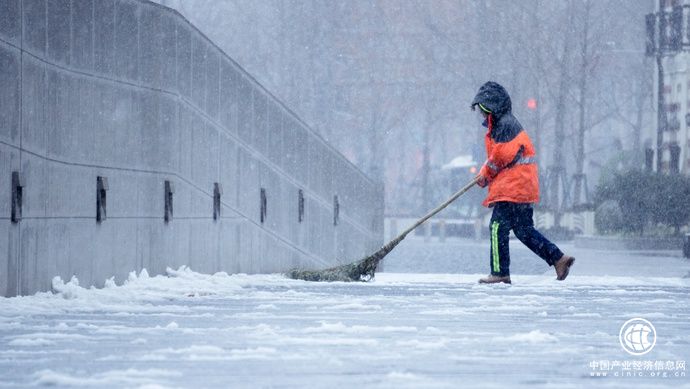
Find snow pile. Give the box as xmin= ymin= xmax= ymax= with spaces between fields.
xmin=51 ymin=275 xmax=83 ymax=300
xmin=32 ymin=266 xmax=263 ymax=314
xmin=495 ymin=330 xmax=559 ymax=343
xmin=8 ymin=338 xmax=56 ymax=347
xmin=33 ymin=368 xmax=180 ymax=387
xmin=302 ymin=321 xmax=417 ymax=334
xmin=395 ymin=339 xmax=448 ymax=350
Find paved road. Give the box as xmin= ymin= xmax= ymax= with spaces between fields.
xmin=382 ymin=236 xmax=690 ymax=279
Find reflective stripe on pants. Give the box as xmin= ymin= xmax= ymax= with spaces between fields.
xmin=491 ymin=221 xmax=500 ymax=274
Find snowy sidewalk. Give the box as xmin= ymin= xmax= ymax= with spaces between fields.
xmin=0 ymin=247 xmax=689 ymax=388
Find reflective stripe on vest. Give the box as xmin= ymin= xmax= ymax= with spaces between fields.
xmin=515 ymin=156 xmax=536 ymax=165
xmin=488 ymin=156 xmax=535 ymax=174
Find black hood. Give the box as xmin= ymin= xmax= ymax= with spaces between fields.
xmin=471 ymin=81 xmax=512 ymax=119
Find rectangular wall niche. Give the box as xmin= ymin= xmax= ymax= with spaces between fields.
xmin=97 ymin=176 xmax=108 ymax=223
xmin=260 ymin=188 xmax=267 ymax=224
xmin=11 ymin=172 xmax=24 ymax=224
xmin=164 ymin=180 xmax=174 ymax=223
xmin=298 ymin=189 xmax=305 ymax=223
xmin=213 ymin=183 xmax=222 ymax=220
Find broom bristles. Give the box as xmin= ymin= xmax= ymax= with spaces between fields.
xmin=286 ymin=236 xmax=404 ymax=282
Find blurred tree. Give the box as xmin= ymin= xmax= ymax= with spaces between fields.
xmin=594 ymin=200 xmax=624 ymax=234
xmin=154 ymin=0 xmax=653 ymax=216
xmin=595 ymin=170 xmax=690 ymax=236
xmin=652 ymin=174 xmax=690 ymax=235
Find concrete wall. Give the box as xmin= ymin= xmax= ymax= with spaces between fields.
xmin=0 ymin=0 xmax=384 ymax=297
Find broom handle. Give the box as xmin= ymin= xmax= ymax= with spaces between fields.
xmin=398 ymin=176 xmax=480 ymax=239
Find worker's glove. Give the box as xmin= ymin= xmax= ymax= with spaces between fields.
xmin=477 ymin=175 xmax=489 ymax=188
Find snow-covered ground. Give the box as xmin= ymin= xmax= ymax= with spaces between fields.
xmin=1 ymin=237 xmax=689 ymax=388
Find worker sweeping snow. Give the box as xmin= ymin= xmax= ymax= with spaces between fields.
xmin=289 ymin=82 xmax=576 ymax=284
xmin=470 ymin=81 xmax=575 ymax=285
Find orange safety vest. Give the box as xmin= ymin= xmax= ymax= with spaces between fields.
xmin=478 ymin=115 xmax=540 ymax=207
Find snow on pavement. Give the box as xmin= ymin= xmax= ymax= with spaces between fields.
xmin=0 ymin=245 xmax=689 ymax=388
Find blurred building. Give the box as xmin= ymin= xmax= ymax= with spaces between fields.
xmin=647 ymin=0 xmax=690 ymax=174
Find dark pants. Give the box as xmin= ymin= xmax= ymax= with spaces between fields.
xmin=489 ymin=202 xmax=563 ymax=277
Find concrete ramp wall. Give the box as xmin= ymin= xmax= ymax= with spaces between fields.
xmin=0 ymin=0 xmax=383 ymax=296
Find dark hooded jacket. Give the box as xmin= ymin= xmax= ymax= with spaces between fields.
xmin=471 ymin=82 xmax=539 ymax=206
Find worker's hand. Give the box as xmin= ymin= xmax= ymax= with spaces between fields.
xmin=477 ymin=175 xmax=489 ymax=188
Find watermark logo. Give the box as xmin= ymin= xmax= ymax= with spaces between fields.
xmin=619 ymin=318 xmax=656 ymax=356
xmin=589 ymin=318 xmax=685 ymax=378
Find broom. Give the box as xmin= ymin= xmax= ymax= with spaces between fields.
xmin=287 ymin=176 xmax=480 ymax=282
